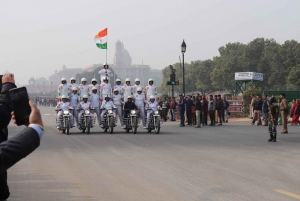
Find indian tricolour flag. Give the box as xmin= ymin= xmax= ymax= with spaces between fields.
xmin=94 ymin=28 xmax=107 ymax=49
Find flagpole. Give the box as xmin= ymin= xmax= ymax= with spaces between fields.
xmin=106 ymin=30 xmax=108 ymax=64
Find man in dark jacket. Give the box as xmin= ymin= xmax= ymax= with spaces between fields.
xmin=185 ymin=95 xmax=193 ymax=126
xmin=0 ymin=73 xmax=17 ymax=200
xmin=252 ymin=95 xmax=263 ymax=126
xmin=194 ymin=96 xmax=201 ymax=128
xmin=178 ymin=94 xmax=186 ymax=127
xmin=216 ymin=95 xmax=224 ymax=125
xmin=262 ymin=95 xmax=269 ymax=126
xmin=123 ymin=96 xmax=138 ymax=118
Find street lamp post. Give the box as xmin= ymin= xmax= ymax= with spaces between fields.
xmin=181 ymin=40 xmax=186 ymax=96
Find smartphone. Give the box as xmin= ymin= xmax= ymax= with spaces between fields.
xmin=9 ymin=87 xmax=31 ymax=126
xmin=0 ymin=75 xmax=3 ymax=90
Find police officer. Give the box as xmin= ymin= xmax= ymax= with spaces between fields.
xmin=89 ymin=87 xmax=101 ymax=125
xmin=69 ymin=87 xmax=80 ymax=125
xmin=100 ymin=77 xmax=112 ymax=101
xmin=145 ymin=78 xmax=157 ymax=101
xmin=133 ymin=78 xmax=144 ymax=95
xmin=267 ymin=97 xmax=279 ymax=142
xmin=77 ymin=95 xmax=93 ymax=129
xmin=113 ymin=78 xmax=122 ymax=94
xmin=100 ymin=96 xmax=117 ymax=126
xmin=69 ymin=77 xmax=78 ymax=89
xmin=178 ymin=94 xmax=186 ymax=127
xmin=145 ymin=95 xmax=160 ymax=128
xmin=121 ymin=78 xmax=134 ymax=102
xmin=112 ymin=89 xmax=124 ymax=128
xmin=57 ymin=78 xmax=70 ymax=99
xmin=88 ymin=78 xmax=101 ymax=96
xmin=135 ymin=87 xmax=147 ymax=128
xmin=56 ymin=95 xmax=74 ymax=129
xmin=98 ymin=63 xmax=113 ymax=84
xmin=78 ymin=78 xmax=89 ymax=100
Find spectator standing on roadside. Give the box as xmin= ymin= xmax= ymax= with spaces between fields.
xmin=251 ymin=95 xmax=263 ymax=126
xmin=216 ymin=95 xmax=224 ymax=125
xmin=262 ymin=95 xmax=269 ymax=126
xmin=223 ymin=97 xmax=229 ymax=123
xmin=185 ymin=95 xmax=193 ymax=126
xmin=214 ymin=95 xmax=219 ymax=123
xmin=178 ymin=94 xmax=186 ymax=127
xmin=201 ymin=96 xmax=208 ymax=126
xmin=250 ymin=94 xmax=255 ymax=119
xmin=280 ymin=93 xmax=289 ymax=134
xmin=194 ymin=96 xmax=201 ymax=128
xmin=292 ymin=99 xmax=300 ymax=125
xmin=208 ymin=95 xmax=215 ymax=126
xmin=169 ymin=98 xmax=176 ymax=121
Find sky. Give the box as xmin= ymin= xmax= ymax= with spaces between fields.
xmin=0 ymin=0 xmax=299 ymax=85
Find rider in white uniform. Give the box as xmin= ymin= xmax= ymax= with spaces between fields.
xmin=77 ymin=95 xmax=93 ymax=128
xmin=69 ymin=77 xmax=78 ymax=90
xmin=57 ymin=78 xmax=70 ymax=99
xmin=145 ymin=78 xmax=157 ymax=101
xmin=145 ymin=95 xmax=161 ymax=128
xmin=88 ymin=78 xmax=101 ymax=96
xmin=121 ymin=78 xmax=134 ymax=102
xmin=98 ymin=63 xmax=113 ymax=84
xmin=100 ymin=77 xmax=112 ymax=101
xmin=100 ymin=96 xmax=117 ymax=125
xmin=135 ymin=87 xmax=147 ymax=127
xmin=112 ymin=89 xmax=124 ymax=128
xmin=78 ymin=78 xmax=89 ymax=100
xmin=69 ymin=87 xmax=80 ymax=125
xmin=113 ymin=78 xmax=122 ymax=94
xmin=89 ymin=87 xmax=101 ymax=125
xmin=56 ymin=95 xmax=74 ymax=128
xmin=133 ymin=78 xmax=145 ymax=95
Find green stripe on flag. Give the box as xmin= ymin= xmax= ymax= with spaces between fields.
xmin=96 ymin=43 xmax=107 ymax=49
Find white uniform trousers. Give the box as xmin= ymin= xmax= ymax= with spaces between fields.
xmin=137 ymin=105 xmax=146 ymax=126
xmin=92 ymin=107 xmax=101 ymax=124
xmin=57 ymin=111 xmax=74 ymax=126
xmin=115 ymin=105 xmax=123 ymax=126
xmin=146 ymin=110 xmax=161 ymax=127
xmin=72 ymin=107 xmax=78 ymax=124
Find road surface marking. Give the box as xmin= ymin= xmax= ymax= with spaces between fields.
xmin=275 ymin=190 xmax=300 ymax=200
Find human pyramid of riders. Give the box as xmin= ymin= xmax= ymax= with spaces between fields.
xmin=55 ymin=63 xmax=162 ymax=134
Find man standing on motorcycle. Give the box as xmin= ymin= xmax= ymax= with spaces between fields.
xmin=89 ymin=87 xmax=101 ymax=126
xmin=78 ymin=78 xmax=89 ymax=100
xmin=56 ymin=95 xmax=74 ymax=129
xmin=134 ymin=87 xmax=147 ymax=128
xmin=121 ymin=78 xmax=134 ymax=102
xmin=69 ymin=87 xmax=80 ymax=126
xmin=113 ymin=78 xmax=122 ymax=94
xmin=112 ymin=89 xmax=124 ymax=128
xmin=98 ymin=63 xmax=113 ymax=84
xmin=100 ymin=96 xmax=117 ymax=126
xmin=57 ymin=78 xmax=70 ymax=100
xmin=100 ymin=77 xmax=112 ymax=101
xmin=69 ymin=77 xmax=78 ymax=90
xmin=145 ymin=95 xmax=161 ymax=128
xmin=145 ymin=78 xmax=157 ymax=101
xmin=88 ymin=78 xmax=101 ymax=96
xmin=133 ymin=78 xmax=144 ymax=95
xmin=77 ymin=95 xmax=93 ymax=129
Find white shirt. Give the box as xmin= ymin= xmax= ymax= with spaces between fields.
xmin=98 ymin=68 xmax=113 ymax=83
xmin=89 ymin=93 xmax=101 ymax=108
xmin=145 ymin=85 xmax=157 ymax=101
xmin=146 ymin=101 xmax=159 ymax=111
xmin=112 ymin=94 xmax=123 ymax=106
xmin=134 ymin=93 xmax=147 ymax=107
xmin=57 ymin=84 xmax=70 ymax=98
xmin=113 ymin=84 xmax=122 ymax=94
xmin=69 ymin=83 xmax=78 ymax=89
xmin=121 ymin=85 xmax=134 ymax=102
xmin=57 ymin=101 xmax=71 ymax=110
xmin=100 ymin=100 xmax=116 ymax=110
xmin=88 ymin=84 xmax=101 ymax=96
xmin=69 ymin=93 xmax=79 ymax=108
xmin=100 ymin=83 xmax=112 ymax=96
xmin=78 ymin=101 xmax=92 ymax=110
xmin=78 ymin=84 xmax=89 ymax=98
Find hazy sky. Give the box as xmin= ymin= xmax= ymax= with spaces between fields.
xmin=0 ymin=0 xmax=299 ymax=85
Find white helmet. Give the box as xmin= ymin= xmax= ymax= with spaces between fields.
xmin=103 ymin=63 xmax=108 ymax=66
xmin=104 ymin=95 xmax=110 ymax=99
xmin=91 ymin=78 xmax=97 ymax=82
xmin=72 ymin=87 xmax=77 ymax=91
xmin=125 ymin=78 xmax=131 ymax=82
xmin=103 ymin=77 xmax=108 ymax=81
xmin=148 ymin=78 xmax=154 ymax=82
xmin=92 ymin=87 xmax=97 ymax=91
xmin=61 ymin=78 xmax=67 ymax=82
xmin=135 ymin=78 xmax=140 ymax=82
xmin=70 ymin=77 xmax=76 ymax=81
xmin=116 ymin=78 xmax=121 ymax=82
xmin=113 ymin=89 xmax=119 ymax=92
xmin=137 ymin=87 xmax=142 ymax=92
xmin=81 ymin=78 xmax=87 ymax=82
xmin=127 ymin=96 xmax=133 ymax=99
xmin=61 ymin=95 xmax=67 ymax=99
xmin=83 ymin=95 xmax=88 ymax=99
xmin=150 ymin=95 xmax=155 ymax=99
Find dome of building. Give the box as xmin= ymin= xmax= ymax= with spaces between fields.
xmin=29 ymin=77 xmax=35 ymax=81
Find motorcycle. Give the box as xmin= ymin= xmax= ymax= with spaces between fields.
xmin=123 ymin=109 xmax=140 ymax=134
xmin=146 ymin=109 xmax=161 ymax=134
xmin=78 ymin=107 xmax=94 ymax=134
xmin=56 ymin=108 xmax=73 ymax=135
xmin=101 ymin=108 xmax=117 ymax=134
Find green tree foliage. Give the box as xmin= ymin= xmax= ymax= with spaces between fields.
xmin=160 ymin=38 xmax=300 ymax=94
xmin=242 ymin=88 xmax=262 ymax=105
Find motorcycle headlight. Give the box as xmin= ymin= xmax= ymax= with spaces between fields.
xmin=85 ymin=110 xmax=90 ymax=115
xmin=108 ymin=110 xmax=113 ymax=114
xmin=154 ymin=111 xmax=159 ymax=115
xmin=130 ymin=110 xmax=136 ymax=115
xmin=63 ymin=110 xmax=69 ymax=115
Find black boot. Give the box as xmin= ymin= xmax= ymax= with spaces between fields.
xmin=272 ymin=134 xmax=276 ymax=142
xmin=268 ymin=134 xmax=273 ymax=142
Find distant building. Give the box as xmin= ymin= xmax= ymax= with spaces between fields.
xmin=49 ymin=65 xmax=82 ymax=84
xmin=83 ymin=40 xmax=162 ymax=87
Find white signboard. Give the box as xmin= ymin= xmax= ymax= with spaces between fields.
xmin=235 ymin=72 xmax=263 ymax=81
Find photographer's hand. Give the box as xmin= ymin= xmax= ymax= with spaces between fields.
xmin=2 ymin=73 xmax=15 ymax=84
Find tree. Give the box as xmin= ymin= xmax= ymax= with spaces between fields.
xmin=287 ymin=64 xmax=300 ymax=89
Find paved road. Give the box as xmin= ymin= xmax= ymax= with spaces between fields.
xmin=6 ymin=106 xmax=300 ymax=201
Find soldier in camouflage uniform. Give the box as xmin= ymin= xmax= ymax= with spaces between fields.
xmin=267 ymin=97 xmax=279 ymax=142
